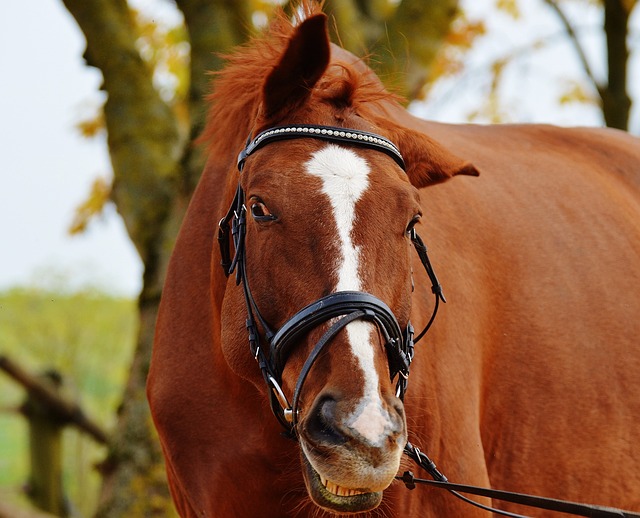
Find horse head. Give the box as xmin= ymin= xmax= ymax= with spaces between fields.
xmin=213 ymin=8 xmax=478 ymax=515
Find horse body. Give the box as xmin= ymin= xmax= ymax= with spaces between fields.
xmin=406 ymin=120 xmax=640 ymax=514
xmin=148 ymin=4 xmax=640 ymax=516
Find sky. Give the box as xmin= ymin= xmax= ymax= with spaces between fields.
xmin=1 ymin=1 xmax=139 ymax=294
xmin=1 ymin=0 xmax=638 ymax=297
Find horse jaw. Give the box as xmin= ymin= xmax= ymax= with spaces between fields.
xmin=300 ymin=452 xmax=384 ymax=514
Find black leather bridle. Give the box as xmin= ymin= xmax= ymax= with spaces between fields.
xmin=218 ymin=124 xmax=445 ymax=434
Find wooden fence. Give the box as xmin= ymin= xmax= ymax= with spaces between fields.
xmin=0 ymin=355 xmax=108 ymax=517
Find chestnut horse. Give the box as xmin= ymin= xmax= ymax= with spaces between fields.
xmin=147 ymin=4 xmax=640 ymax=516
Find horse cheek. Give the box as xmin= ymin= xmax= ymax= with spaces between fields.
xmin=219 ymin=286 xmax=260 ymax=387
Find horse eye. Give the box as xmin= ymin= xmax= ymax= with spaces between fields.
xmin=406 ymin=214 xmax=421 ymax=235
xmin=250 ymin=200 xmax=277 ymax=222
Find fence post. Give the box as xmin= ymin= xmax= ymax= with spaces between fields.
xmin=0 ymin=355 xmax=109 ymax=517
xmin=20 ymin=370 xmax=68 ymax=517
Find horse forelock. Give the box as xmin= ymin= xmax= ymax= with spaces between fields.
xmin=199 ymin=2 xmax=398 ymax=164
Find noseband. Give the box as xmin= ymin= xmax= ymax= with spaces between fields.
xmin=218 ymin=124 xmax=445 ymax=434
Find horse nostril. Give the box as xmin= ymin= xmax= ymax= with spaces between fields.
xmin=391 ymin=401 xmax=405 ymax=426
xmin=304 ymin=396 xmax=347 ymax=446
xmin=391 ymin=409 xmax=406 ymax=440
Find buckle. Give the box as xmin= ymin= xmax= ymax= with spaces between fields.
xmin=267 ymin=375 xmax=295 ymax=423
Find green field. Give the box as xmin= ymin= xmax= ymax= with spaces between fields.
xmin=0 ymin=286 xmax=137 ymax=516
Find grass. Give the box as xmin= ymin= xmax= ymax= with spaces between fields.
xmin=0 ymin=286 xmax=137 ymax=516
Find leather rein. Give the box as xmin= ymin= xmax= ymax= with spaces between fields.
xmin=217 ymin=124 xmax=640 ymax=518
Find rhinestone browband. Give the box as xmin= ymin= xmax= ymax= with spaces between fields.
xmin=237 ymin=124 xmax=405 ymax=171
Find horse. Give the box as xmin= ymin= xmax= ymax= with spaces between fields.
xmin=147 ymin=3 xmax=640 ymax=516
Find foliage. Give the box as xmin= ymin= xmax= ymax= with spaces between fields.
xmin=488 ymin=0 xmax=636 ymax=127
xmin=559 ymin=79 xmax=600 ymax=105
xmin=0 ymin=287 xmax=136 ymax=516
xmin=131 ymin=8 xmax=190 ymax=105
xmin=76 ymin=109 xmax=105 ymax=139
xmin=425 ymin=12 xmax=486 ymax=98
xmin=496 ymin=0 xmax=521 ymax=18
xmin=69 ymin=177 xmax=112 ymax=235
xmin=466 ymin=58 xmax=513 ymax=123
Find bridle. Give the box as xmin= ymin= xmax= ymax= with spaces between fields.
xmin=217 ymin=124 xmax=640 ymax=518
xmin=218 ymin=124 xmax=445 ymax=433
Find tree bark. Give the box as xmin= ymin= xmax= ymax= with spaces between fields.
xmin=60 ymin=1 xmax=180 ymax=516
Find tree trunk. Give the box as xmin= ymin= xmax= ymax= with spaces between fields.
xmin=60 ymin=0 xmax=254 ymax=515
xmin=61 ymin=0 xmax=180 ymax=515
xmin=602 ymin=0 xmax=632 ymax=130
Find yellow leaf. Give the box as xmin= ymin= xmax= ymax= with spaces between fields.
xmin=425 ymin=13 xmax=485 ymax=89
xmin=558 ymin=81 xmax=597 ymax=105
xmin=129 ymin=6 xmax=189 ymax=103
xmin=76 ymin=110 xmax=105 ymax=138
xmin=69 ymin=177 xmax=112 ymax=235
xmin=496 ymin=0 xmax=521 ymax=19
xmin=446 ymin=19 xmax=486 ymax=49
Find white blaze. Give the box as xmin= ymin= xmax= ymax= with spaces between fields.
xmin=304 ymin=145 xmax=391 ymax=446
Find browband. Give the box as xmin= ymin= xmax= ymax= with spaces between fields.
xmin=237 ymin=124 xmax=405 ymax=171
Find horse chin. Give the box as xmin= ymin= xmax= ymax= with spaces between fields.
xmin=300 ymin=453 xmax=384 ymax=514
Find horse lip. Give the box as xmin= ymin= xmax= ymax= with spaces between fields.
xmin=300 ymin=453 xmax=383 ymax=514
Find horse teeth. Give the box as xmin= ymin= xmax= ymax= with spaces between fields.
xmin=321 ymin=477 xmax=366 ymax=497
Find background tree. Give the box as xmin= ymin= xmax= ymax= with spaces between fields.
xmin=462 ymin=0 xmax=637 ymax=130
xmin=60 ymin=1 xmax=473 ymax=515
xmin=544 ymin=0 xmax=636 ymax=130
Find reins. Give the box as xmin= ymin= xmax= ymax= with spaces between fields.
xmin=218 ymin=123 xmax=640 ymax=518
xmin=398 ymin=441 xmax=640 ymax=517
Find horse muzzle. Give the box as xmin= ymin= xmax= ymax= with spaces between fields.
xmin=297 ymin=390 xmax=407 ymax=513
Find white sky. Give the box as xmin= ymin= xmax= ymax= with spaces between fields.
xmin=1 ymin=1 xmax=140 ymax=294
xmin=0 ymin=0 xmax=638 ymax=296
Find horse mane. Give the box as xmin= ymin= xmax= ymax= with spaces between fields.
xmin=200 ymin=0 xmax=396 ymax=161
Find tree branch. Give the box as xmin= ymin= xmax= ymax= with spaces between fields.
xmin=545 ymin=0 xmax=633 ymax=130
xmin=0 ymin=355 xmax=108 ymax=444
xmin=543 ymin=0 xmax=604 ymax=96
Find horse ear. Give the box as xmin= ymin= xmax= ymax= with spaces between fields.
xmin=383 ymin=123 xmax=480 ymax=188
xmin=262 ymin=14 xmax=330 ymax=119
